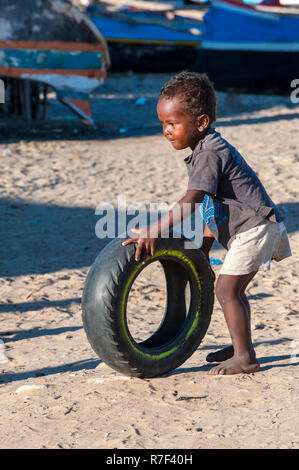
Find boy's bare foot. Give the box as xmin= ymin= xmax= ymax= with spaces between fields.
xmin=206 ymin=345 xmax=234 ymax=363
xmin=208 ymin=354 xmax=260 ymax=375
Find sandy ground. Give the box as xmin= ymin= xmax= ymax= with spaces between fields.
xmin=0 ymin=73 xmax=298 ymax=449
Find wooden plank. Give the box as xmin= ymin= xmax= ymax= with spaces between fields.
xmin=0 ymin=40 xmax=106 ymax=52
xmin=0 ymin=49 xmax=104 ymax=71
xmin=23 ymin=80 xmax=31 ymax=119
xmin=31 ymin=81 xmax=41 ymax=120
xmin=42 ymin=85 xmax=48 ymax=120
xmin=0 ymin=67 xmax=106 ymax=79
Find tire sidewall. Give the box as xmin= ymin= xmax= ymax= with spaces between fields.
xmin=107 ymin=237 xmax=214 ymax=376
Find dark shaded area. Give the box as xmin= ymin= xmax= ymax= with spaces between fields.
xmin=200 ymin=337 xmax=294 ymax=351
xmin=0 ymin=298 xmax=80 ymax=314
xmin=108 ymin=44 xmax=299 ymax=95
xmin=192 ymin=49 xmax=299 ymax=96
xmin=0 ymin=359 xmax=101 ymax=384
xmin=0 ymin=199 xmax=106 ymax=278
xmin=160 ymin=337 xmax=298 ymax=375
xmin=0 ymin=117 xmax=131 ymax=144
xmin=247 ymin=293 xmax=273 ymax=300
xmin=1 ymin=109 xmax=298 ymax=144
xmin=0 ymin=325 xmax=82 ymax=342
xmin=164 ymin=356 xmax=298 ymax=375
xmin=108 ymin=43 xmax=200 ymax=75
xmin=1 ymin=337 xmax=296 ymax=384
xmin=259 ymin=357 xmax=299 ymax=371
xmin=1 ymin=73 xmax=298 ymax=144
xmin=0 ymin=198 xmax=177 ymax=277
xmin=0 ymin=198 xmax=297 ymax=278
xmin=217 ymin=113 xmax=299 ymax=127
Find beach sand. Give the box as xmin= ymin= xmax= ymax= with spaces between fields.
xmin=0 ymin=73 xmax=298 ymax=449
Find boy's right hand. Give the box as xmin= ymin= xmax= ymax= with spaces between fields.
xmin=201 ymin=229 xmax=216 ymax=282
xmin=122 ymin=228 xmax=159 ymax=264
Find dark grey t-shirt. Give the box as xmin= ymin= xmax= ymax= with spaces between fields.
xmin=185 ymin=128 xmax=284 ymax=249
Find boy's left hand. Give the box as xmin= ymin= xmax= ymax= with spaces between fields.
xmin=122 ymin=228 xmax=158 ymax=264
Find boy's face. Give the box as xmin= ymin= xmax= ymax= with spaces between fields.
xmin=157 ymin=96 xmax=206 ymax=151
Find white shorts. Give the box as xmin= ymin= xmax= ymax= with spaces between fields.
xmin=220 ymin=221 xmax=292 ymax=276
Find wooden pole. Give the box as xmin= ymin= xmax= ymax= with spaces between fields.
xmin=42 ymin=84 xmax=48 ymax=120
xmin=23 ymin=80 xmax=31 ymax=119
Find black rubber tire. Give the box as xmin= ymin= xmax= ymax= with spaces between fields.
xmin=82 ymin=234 xmax=214 ymax=378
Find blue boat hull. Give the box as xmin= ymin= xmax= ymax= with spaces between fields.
xmin=107 ymin=42 xmax=297 ymax=94
xmin=89 ymin=1 xmax=299 ymax=94
xmin=193 ymin=48 xmax=298 ymax=93
xmin=204 ymin=0 xmax=299 ymax=45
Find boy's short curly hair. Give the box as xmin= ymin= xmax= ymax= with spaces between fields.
xmin=159 ymin=71 xmax=217 ymax=125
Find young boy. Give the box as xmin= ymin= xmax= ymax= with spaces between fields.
xmin=122 ymin=71 xmax=292 ymax=375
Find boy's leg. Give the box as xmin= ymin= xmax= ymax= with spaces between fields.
xmin=206 ymin=271 xmax=256 ymax=363
xmin=208 ymin=272 xmax=260 ymax=375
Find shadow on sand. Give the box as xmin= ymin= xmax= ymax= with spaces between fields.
xmin=1 ymin=82 xmax=298 ymax=144
xmin=0 ymin=359 xmax=101 ymax=384
xmin=0 ymin=197 xmax=297 ymax=279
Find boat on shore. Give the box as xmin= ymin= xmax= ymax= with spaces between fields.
xmin=0 ymin=0 xmax=110 ymax=125
xmin=199 ymin=0 xmax=299 ymax=93
xmin=87 ymin=0 xmax=299 ymax=93
xmin=88 ymin=1 xmax=206 ymax=73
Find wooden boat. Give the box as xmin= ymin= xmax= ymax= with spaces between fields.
xmin=0 ymin=0 xmax=110 ymax=125
xmin=88 ymin=1 xmax=206 ymax=72
xmin=88 ymin=0 xmax=299 ymax=93
xmin=198 ymin=0 xmax=299 ymax=93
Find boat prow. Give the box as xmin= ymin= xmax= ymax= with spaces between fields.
xmin=0 ymin=0 xmax=110 ymax=125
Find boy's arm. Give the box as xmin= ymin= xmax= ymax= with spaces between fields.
xmin=122 ymin=190 xmax=206 ymax=262
xmin=201 ymin=224 xmax=215 ymax=261
xmin=201 ymin=224 xmax=216 ymax=281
